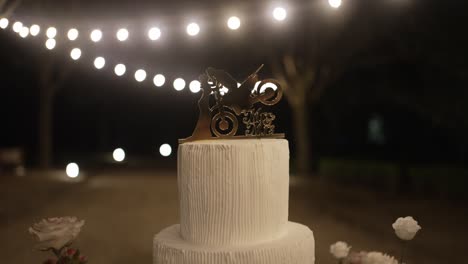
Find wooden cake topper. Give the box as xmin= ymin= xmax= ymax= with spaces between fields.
xmin=180 ymin=65 xmax=285 ymax=143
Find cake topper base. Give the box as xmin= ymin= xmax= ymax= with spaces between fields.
xmin=179 ymin=133 xmax=285 ymax=144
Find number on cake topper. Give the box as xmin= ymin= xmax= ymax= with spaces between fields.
xmin=180 ymin=65 xmax=285 ymax=143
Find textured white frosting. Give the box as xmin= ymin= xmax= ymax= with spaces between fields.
xmin=178 ymin=139 xmax=289 ymax=245
xmin=153 ymin=222 xmax=315 ymax=264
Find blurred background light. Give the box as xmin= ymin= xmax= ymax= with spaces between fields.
xmin=117 ymin=28 xmax=129 ymax=41
xmin=19 ymin=26 xmax=29 ymax=38
xmin=45 ymin=38 xmax=56 ymax=50
xmin=173 ymin=78 xmax=186 ymax=91
xmin=159 ymin=144 xmax=172 ymax=157
xmin=70 ymin=48 xmax=82 ymax=60
xmin=329 ymin=0 xmax=342 ymax=8
xmin=114 ymin=64 xmax=126 ymax=76
xmin=113 ymin=148 xmax=125 ymax=162
xmin=12 ymin=21 xmax=22 ymax=32
xmin=189 ymin=80 xmax=201 ymax=93
xmin=186 ymin=22 xmax=200 ymax=36
xmin=135 ymin=69 xmax=147 ymax=82
xmin=273 ymin=7 xmax=287 ymax=21
xmin=67 ymin=28 xmax=79 ymax=41
xmin=148 ymin=27 xmax=161 ymax=40
xmin=153 ymin=74 xmax=165 ymax=87
xmin=94 ymin=57 xmax=106 ymax=69
xmin=227 ymin=16 xmax=241 ymax=30
xmin=29 ymin=24 xmax=40 ymax=36
xmin=90 ymin=29 xmax=102 ymax=42
xmin=0 ymin=18 xmax=9 ymax=29
xmin=46 ymin=27 xmax=57 ymax=38
xmin=66 ymin=162 xmax=79 ymax=178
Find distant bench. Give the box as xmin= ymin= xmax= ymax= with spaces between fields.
xmin=0 ymin=148 xmax=25 ymax=176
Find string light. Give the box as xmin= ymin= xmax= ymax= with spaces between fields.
xmin=113 ymin=148 xmax=125 ymax=162
xmin=45 ymin=38 xmax=56 ymax=50
xmin=227 ymin=16 xmax=241 ymax=30
xmin=46 ymin=27 xmax=57 ymax=38
xmin=68 ymin=28 xmax=79 ymax=41
xmin=273 ymin=7 xmax=287 ymax=21
xmin=116 ymin=28 xmax=129 ymax=41
xmin=94 ymin=57 xmax=106 ymax=69
xmin=30 ymin=25 xmax=40 ymax=36
xmin=186 ymin=22 xmax=200 ymax=36
xmin=114 ymin=64 xmax=126 ymax=76
xmin=148 ymin=27 xmax=161 ymax=40
xmin=66 ymin=162 xmax=79 ymax=178
xmin=153 ymin=74 xmax=165 ymax=87
xmin=70 ymin=48 xmax=82 ymax=60
xmin=0 ymin=18 xmax=8 ymax=29
xmin=19 ymin=26 xmax=29 ymax=38
xmin=189 ymin=80 xmax=201 ymax=93
xmin=12 ymin=21 xmax=22 ymax=32
xmin=134 ymin=69 xmax=147 ymax=82
xmin=329 ymin=0 xmax=342 ymax=8
xmin=159 ymin=144 xmax=172 ymax=157
xmin=173 ymin=78 xmax=186 ymax=91
xmin=90 ymin=29 xmax=102 ymax=42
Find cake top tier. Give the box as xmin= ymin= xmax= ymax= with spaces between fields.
xmin=180 ymin=65 xmax=285 ymax=143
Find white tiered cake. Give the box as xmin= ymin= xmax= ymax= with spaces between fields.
xmin=153 ymin=139 xmax=315 ymax=264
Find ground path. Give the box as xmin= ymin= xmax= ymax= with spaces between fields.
xmin=1 ymin=169 xmax=465 ymax=263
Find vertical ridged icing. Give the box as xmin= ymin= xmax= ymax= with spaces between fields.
xmin=178 ymin=139 xmax=289 ymax=245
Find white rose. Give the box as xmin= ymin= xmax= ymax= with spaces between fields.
xmin=363 ymin=252 xmax=398 ymax=264
xmin=330 ymin=241 xmax=351 ymax=259
xmin=392 ymin=216 xmax=421 ymax=241
xmin=29 ymin=217 xmax=85 ymax=250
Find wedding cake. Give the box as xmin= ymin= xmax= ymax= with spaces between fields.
xmin=153 ymin=138 xmax=315 ymax=264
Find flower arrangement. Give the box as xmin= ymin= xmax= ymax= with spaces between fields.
xmin=29 ymin=217 xmax=87 ymax=264
xmin=330 ymin=216 xmax=421 ymax=264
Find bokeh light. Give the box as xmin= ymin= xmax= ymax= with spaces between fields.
xmin=12 ymin=21 xmax=22 ymax=33
xmin=189 ymin=80 xmax=201 ymax=93
xmin=90 ymin=29 xmax=102 ymax=42
xmin=153 ymin=74 xmax=165 ymax=87
xmin=114 ymin=64 xmax=126 ymax=76
xmin=116 ymin=28 xmax=129 ymax=41
xmin=46 ymin=27 xmax=57 ymax=38
xmin=66 ymin=163 xmax=79 ymax=178
xmin=68 ymin=28 xmax=79 ymax=41
xmin=113 ymin=148 xmax=125 ymax=162
xmin=273 ymin=7 xmax=287 ymax=21
xmin=186 ymin=22 xmax=200 ymax=36
xmin=19 ymin=26 xmax=29 ymax=38
xmin=0 ymin=18 xmax=9 ymax=29
xmin=135 ymin=69 xmax=147 ymax=82
xmin=148 ymin=27 xmax=161 ymax=40
xmin=159 ymin=144 xmax=172 ymax=157
xmin=173 ymin=78 xmax=186 ymax=91
xmin=70 ymin=48 xmax=82 ymax=60
xmin=45 ymin=39 xmax=56 ymax=50
xmin=329 ymin=0 xmax=342 ymax=8
xmin=30 ymin=25 xmax=40 ymax=36
xmin=227 ymin=16 xmax=241 ymax=30
xmin=94 ymin=57 xmax=106 ymax=69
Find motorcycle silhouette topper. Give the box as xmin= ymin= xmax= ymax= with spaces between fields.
xmin=180 ymin=65 xmax=285 ymax=143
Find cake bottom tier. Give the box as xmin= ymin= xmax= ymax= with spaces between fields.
xmin=153 ymin=222 xmax=315 ymax=264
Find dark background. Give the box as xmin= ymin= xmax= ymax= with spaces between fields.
xmin=2 ymin=0 xmax=467 ymax=173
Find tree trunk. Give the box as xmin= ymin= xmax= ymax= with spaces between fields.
xmin=38 ymin=83 xmax=54 ymax=169
xmin=291 ymin=101 xmax=311 ymax=175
